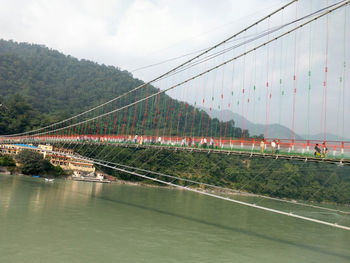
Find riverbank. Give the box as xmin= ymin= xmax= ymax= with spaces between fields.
xmin=2 ymin=171 xmax=349 ymax=211
xmin=0 ymin=168 xmax=252 ymax=197
xmin=0 ymin=165 xmax=64 ymax=179
xmin=0 ymin=166 xmax=11 ymax=175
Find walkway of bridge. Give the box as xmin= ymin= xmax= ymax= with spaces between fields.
xmin=2 ymin=134 xmax=349 ymax=166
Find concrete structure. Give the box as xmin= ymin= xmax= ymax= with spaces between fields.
xmin=38 ymin=144 xmax=53 ymax=158
xmin=0 ymin=143 xmax=95 ymax=175
xmin=48 ymin=147 xmax=95 ymax=174
xmin=0 ymin=144 xmax=37 ymax=155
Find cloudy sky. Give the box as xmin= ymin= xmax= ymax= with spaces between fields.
xmin=0 ymin=0 xmax=285 ymax=74
xmin=1 ymin=0 xmax=349 ymax=138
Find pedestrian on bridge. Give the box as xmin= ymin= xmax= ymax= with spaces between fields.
xmin=188 ymin=137 xmax=192 ymax=147
xmin=314 ymin=144 xmax=321 ymax=157
xmin=181 ymin=137 xmax=186 ymax=147
xmin=271 ymin=140 xmax=276 ymax=154
xmin=260 ymin=140 xmax=265 ymax=153
xmin=210 ymin=137 xmax=214 ymax=149
xmin=321 ymin=142 xmax=328 ymax=158
xmin=275 ymin=140 xmax=280 ymax=154
xmin=203 ymin=137 xmax=208 ymax=148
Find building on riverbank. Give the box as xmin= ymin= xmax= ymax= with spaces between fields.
xmin=50 ymin=154 xmax=95 ymax=174
xmin=0 ymin=143 xmax=95 ymax=175
xmin=0 ymin=144 xmax=37 ymax=155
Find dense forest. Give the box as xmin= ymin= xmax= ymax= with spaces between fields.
xmin=0 ymin=39 xmax=246 ymax=138
xmin=0 ymin=39 xmax=141 ymax=116
xmin=0 ymin=39 xmax=153 ymax=134
xmin=0 ymin=94 xmax=51 ymax=134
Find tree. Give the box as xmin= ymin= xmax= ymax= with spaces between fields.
xmin=0 ymin=154 xmax=15 ymax=166
xmin=16 ymin=149 xmax=53 ymax=175
xmin=53 ymin=165 xmax=65 ymax=177
xmin=0 ymin=94 xmax=46 ymax=135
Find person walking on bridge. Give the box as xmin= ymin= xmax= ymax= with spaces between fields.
xmin=271 ymin=140 xmax=276 ymax=154
xmin=181 ymin=137 xmax=186 ymax=147
xmin=275 ymin=140 xmax=280 ymax=154
xmin=203 ymin=137 xmax=208 ymax=148
xmin=321 ymin=142 xmax=328 ymax=158
xmin=260 ymin=140 xmax=265 ymax=153
xmin=188 ymin=137 xmax=192 ymax=147
xmin=314 ymin=144 xmax=321 ymax=157
xmin=210 ymin=137 xmax=214 ymax=149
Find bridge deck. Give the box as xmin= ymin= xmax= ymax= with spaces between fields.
xmin=1 ymin=140 xmax=349 ymax=166
xmin=66 ymin=141 xmax=350 ymax=166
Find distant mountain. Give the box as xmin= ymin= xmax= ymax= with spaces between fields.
xmin=299 ymin=133 xmax=350 ymax=142
xmin=202 ymin=107 xmax=350 ymax=141
xmin=201 ymin=107 xmax=303 ymax=140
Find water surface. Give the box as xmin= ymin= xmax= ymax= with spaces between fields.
xmin=1 ymin=175 xmax=350 ymax=263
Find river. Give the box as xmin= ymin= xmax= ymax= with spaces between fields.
xmin=1 ymin=174 xmax=350 ymax=263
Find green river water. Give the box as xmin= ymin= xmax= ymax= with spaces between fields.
xmin=1 ymin=174 xmax=350 ymax=263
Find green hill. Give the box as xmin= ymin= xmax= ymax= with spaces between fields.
xmin=0 ymin=39 xmax=144 ymax=116
xmin=0 ymin=39 xmax=247 ymax=138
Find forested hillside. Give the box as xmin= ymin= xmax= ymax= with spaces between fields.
xmin=0 ymin=39 xmax=144 ymax=116
xmin=0 ymin=39 xmax=247 ymax=137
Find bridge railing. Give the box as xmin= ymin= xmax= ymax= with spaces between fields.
xmin=1 ymin=135 xmax=349 ymax=160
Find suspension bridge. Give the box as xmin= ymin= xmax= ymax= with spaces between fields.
xmin=1 ymin=0 xmax=350 ymax=230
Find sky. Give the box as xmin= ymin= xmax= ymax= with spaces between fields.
xmin=0 ymin=0 xmax=349 ymax=138
xmin=0 ymin=0 xmax=284 ymax=74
